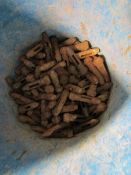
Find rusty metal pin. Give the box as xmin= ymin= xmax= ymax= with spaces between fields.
xmin=40 ymin=93 xmax=57 ymax=101
xmin=51 ymin=36 xmax=62 ymax=62
xmin=61 ymin=104 xmax=78 ymax=113
xmin=60 ymin=37 xmax=77 ymax=46
xmin=18 ymin=102 xmax=39 ymax=113
xmin=18 ymin=115 xmax=37 ymax=125
xmin=49 ymin=70 xmax=63 ymax=93
xmin=84 ymin=57 xmax=105 ymax=85
xmin=60 ymin=47 xmax=70 ymax=66
xmin=69 ymin=92 xmax=101 ymax=104
xmin=93 ymin=56 xmax=110 ymax=82
xmin=35 ymin=60 xmax=56 ymax=78
xmin=23 ymin=75 xmax=51 ymax=91
xmin=35 ymin=52 xmax=46 ymax=59
xmin=10 ymin=92 xmax=33 ymax=104
xmin=63 ymin=113 xmax=78 ymax=123
xmin=67 ymin=47 xmax=88 ymax=76
xmin=53 ymin=90 xmax=69 ymax=116
xmin=20 ymin=56 xmax=35 ymax=68
xmin=73 ymin=40 xmax=90 ymax=51
xmin=44 ymin=85 xmax=55 ymax=93
xmin=77 ymin=48 xmax=100 ymax=59
xmin=26 ymin=43 xmax=43 ymax=58
xmin=86 ymin=84 xmax=97 ymax=97
xmin=66 ymin=84 xmax=85 ymax=94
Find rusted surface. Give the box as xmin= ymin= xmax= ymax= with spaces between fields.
xmin=7 ymin=33 xmax=112 ymax=139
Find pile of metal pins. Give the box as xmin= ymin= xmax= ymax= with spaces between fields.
xmin=6 ymin=32 xmax=112 ymax=138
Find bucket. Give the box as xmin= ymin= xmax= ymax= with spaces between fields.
xmin=0 ymin=1 xmax=130 ymax=175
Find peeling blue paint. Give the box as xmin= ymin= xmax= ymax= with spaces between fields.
xmin=0 ymin=0 xmax=131 ymax=175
